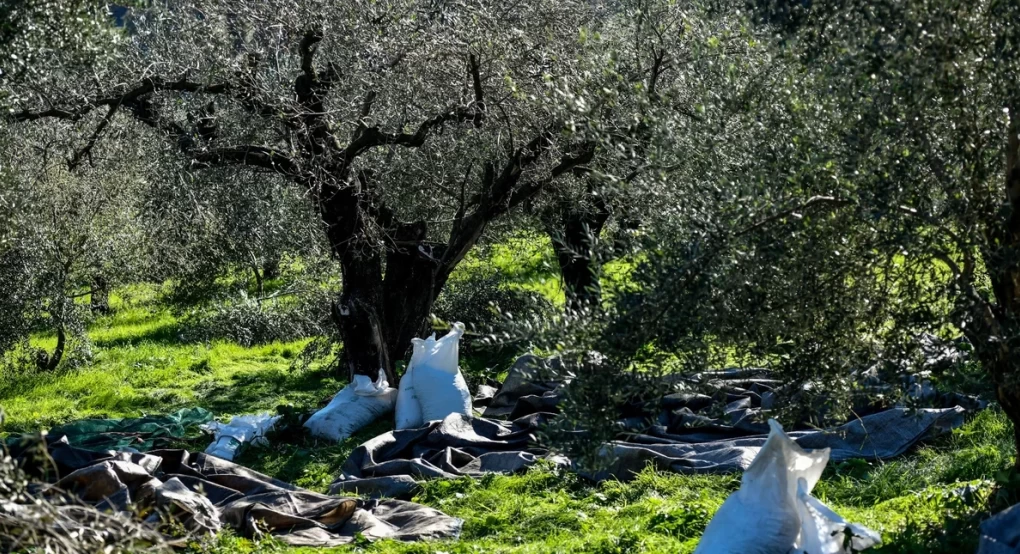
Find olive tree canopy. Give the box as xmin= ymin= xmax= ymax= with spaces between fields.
xmin=5 ymin=0 xmax=609 ymax=381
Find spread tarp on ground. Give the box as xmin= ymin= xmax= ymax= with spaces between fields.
xmin=978 ymin=502 xmax=1020 ymax=554
xmin=7 ymin=437 xmax=462 ymax=547
xmin=42 ymin=407 xmax=214 ymax=451
xmin=331 ymin=355 xmax=969 ymax=498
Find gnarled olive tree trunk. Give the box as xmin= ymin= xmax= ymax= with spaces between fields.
xmin=959 ymin=107 xmax=1020 ymax=467
xmin=547 ymin=192 xmax=612 ymax=310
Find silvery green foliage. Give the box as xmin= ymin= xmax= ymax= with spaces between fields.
xmin=0 ymin=122 xmax=150 ymax=367
xmin=5 ymin=0 xmax=602 ymax=233
xmin=142 ymin=166 xmax=329 ymax=304
xmin=503 ymin=0 xmax=1020 ymax=460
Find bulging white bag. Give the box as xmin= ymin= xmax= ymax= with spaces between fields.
xmin=694 ymin=419 xmax=881 ymax=554
xmin=395 ymin=338 xmax=427 ymax=430
xmin=304 ymin=368 xmax=397 ymax=442
xmin=411 ymin=322 xmax=473 ymax=423
xmin=203 ymin=412 xmax=281 ymax=461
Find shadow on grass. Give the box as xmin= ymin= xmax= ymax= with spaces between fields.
xmin=877 ymin=511 xmax=983 ymax=554
xmin=235 ymin=419 xmax=393 ymax=491
xmin=197 ymin=365 xmax=339 ymax=415
xmin=90 ymin=321 xmax=185 ymax=348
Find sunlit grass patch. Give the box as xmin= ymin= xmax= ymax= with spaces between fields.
xmin=1 ymin=286 xmax=330 ymax=433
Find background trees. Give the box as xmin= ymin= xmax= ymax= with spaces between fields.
xmin=0 ymin=123 xmax=149 ymax=368
xmin=783 ymin=0 xmax=1020 ymax=463
xmin=510 ymin=0 xmax=1020 ymax=463
xmin=3 ymin=0 xmax=1020 ymax=465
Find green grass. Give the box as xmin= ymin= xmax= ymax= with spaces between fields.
xmin=1 ymin=286 xmax=337 ymax=433
xmin=2 ymin=283 xmax=1018 ymax=553
xmin=453 ymin=231 xmax=641 ymax=307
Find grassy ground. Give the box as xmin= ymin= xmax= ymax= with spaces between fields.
xmin=1 ymin=259 xmax=1017 ymax=553
xmin=0 ymin=286 xmax=336 ymax=433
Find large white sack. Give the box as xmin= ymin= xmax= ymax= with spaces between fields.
xmin=694 ymin=419 xmax=881 ymax=554
xmin=304 ymin=368 xmax=397 ymax=442
xmin=395 ymin=339 xmax=426 ymax=430
xmin=411 ymin=322 xmax=473 ymax=423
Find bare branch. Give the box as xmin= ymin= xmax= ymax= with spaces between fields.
xmin=68 ymin=103 xmax=120 ymax=170
xmin=469 ymin=54 xmax=485 ymax=127
xmin=9 ymin=78 xmax=230 ymax=123
xmin=736 ymin=195 xmax=853 ymax=237
xmin=359 ymin=91 xmax=377 ymax=125
xmin=344 ymin=105 xmax=479 ymax=160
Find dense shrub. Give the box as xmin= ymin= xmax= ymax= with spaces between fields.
xmin=433 ymin=272 xmax=554 ymax=335
xmin=178 ymin=293 xmax=332 ymax=347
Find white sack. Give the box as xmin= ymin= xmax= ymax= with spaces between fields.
xmin=395 ymin=338 xmax=427 ymax=430
xmin=694 ymin=419 xmax=881 ymax=554
xmin=203 ymin=412 xmax=281 ymax=461
xmin=411 ymin=322 xmax=473 ymax=423
xmin=304 ymin=368 xmax=397 ymax=442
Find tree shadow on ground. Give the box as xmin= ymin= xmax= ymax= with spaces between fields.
xmin=234 ymin=419 xmax=393 ymax=491
xmin=196 ymin=365 xmax=339 ymax=416
xmin=877 ymin=512 xmax=982 ymax=554
xmin=90 ymin=321 xmax=185 ymax=349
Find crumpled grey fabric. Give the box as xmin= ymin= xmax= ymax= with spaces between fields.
xmin=590 ymin=406 xmax=965 ymax=480
xmin=13 ymin=441 xmax=462 ymax=547
xmin=482 ymin=355 xmax=564 ymax=419
xmin=334 ymin=355 xmax=971 ymax=495
xmin=332 ymin=412 xmax=564 ymax=498
xmin=978 ymin=502 xmax=1020 ymax=554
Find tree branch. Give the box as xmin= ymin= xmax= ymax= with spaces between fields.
xmin=67 ymin=102 xmax=120 ymax=170
xmin=469 ymin=53 xmax=485 ymax=127
xmin=189 ymin=145 xmax=301 ymax=175
xmin=343 ymin=54 xmax=485 ymax=161
xmin=300 ymin=30 xmax=324 ymax=79
xmin=736 ymin=195 xmax=853 ymax=237
xmin=9 ymin=75 xmax=293 ymax=127
xmin=504 ymin=142 xmax=596 ymax=212
xmin=10 ymin=78 xmax=226 ymax=123
xmin=344 ymin=105 xmax=479 ymax=160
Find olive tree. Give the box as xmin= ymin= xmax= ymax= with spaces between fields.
xmin=4 ymin=0 xmax=609 ymax=382
xmin=0 ymin=125 xmax=148 ymax=368
xmin=780 ymin=0 xmax=1020 ymax=462
xmin=1 ymin=2 xmax=132 ymax=365
xmin=142 ymin=165 xmax=328 ymax=303
xmin=539 ymin=0 xmax=774 ymax=308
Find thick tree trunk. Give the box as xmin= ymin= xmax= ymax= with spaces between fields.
xmin=263 ymin=257 xmax=281 ymax=281
xmin=968 ymin=105 xmax=1020 ymax=468
xmin=548 ymin=199 xmax=612 ymax=310
xmin=381 ymin=222 xmax=444 ymax=364
xmin=334 ymin=248 xmax=391 ymax=382
xmin=333 ymin=250 xmax=442 ymax=384
xmin=36 ymin=326 xmax=65 ymax=371
xmin=91 ymin=275 xmax=111 ymax=314
xmin=321 ymin=171 xmax=440 ymax=384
